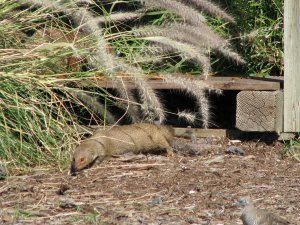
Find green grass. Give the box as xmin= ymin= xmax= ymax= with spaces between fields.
xmin=215 ymin=0 xmax=283 ymax=75
xmin=283 ymin=138 xmax=300 ymax=161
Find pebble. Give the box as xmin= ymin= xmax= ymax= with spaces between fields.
xmin=225 ymin=146 xmax=245 ymax=156
xmin=0 ymin=163 xmax=7 ymax=180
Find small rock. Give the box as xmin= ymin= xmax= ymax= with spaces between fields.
xmin=189 ymin=190 xmax=197 ymax=194
xmin=229 ymin=140 xmax=242 ymax=144
xmin=58 ymin=197 xmax=77 ymax=209
xmin=150 ymin=196 xmax=163 ymax=205
xmin=242 ymin=155 xmax=255 ymax=160
xmin=20 ymin=185 xmax=32 ymax=192
xmin=225 ymin=146 xmax=245 ymax=156
xmin=31 ymin=186 xmax=39 ymax=193
xmin=56 ymin=184 xmax=70 ymax=195
xmin=0 ymin=163 xmax=7 ymax=180
xmin=204 ymin=155 xmax=225 ymax=165
xmin=184 ymin=204 xmax=196 ymax=210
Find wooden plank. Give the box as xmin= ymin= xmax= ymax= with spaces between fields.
xmin=250 ymin=76 xmax=284 ymax=89
xmin=76 ymin=76 xmax=281 ymax=91
xmin=236 ymin=91 xmax=283 ymax=132
xmin=284 ymin=0 xmax=300 ymax=131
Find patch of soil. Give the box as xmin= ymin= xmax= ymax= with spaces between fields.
xmin=0 ymin=139 xmax=299 ymax=224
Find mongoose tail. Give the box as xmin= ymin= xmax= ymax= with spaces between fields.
xmin=71 ymin=123 xmax=174 ymax=174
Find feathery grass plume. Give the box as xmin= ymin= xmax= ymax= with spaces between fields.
xmin=134 ymin=25 xmax=203 ymax=47
xmin=217 ymin=46 xmax=245 ymax=65
xmin=136 ymin=79 xmax=165 ymax=123
xmin=95 ymin=12 xmax=144 ymax=25
xmin=74 ymin=0 xmax=95 ymax=6
xmin=135 ymin=24 xmax=218 ymax=55
xmin=134 ymin=24 xmax=241 ymax=72
xmin=135 ymin=0 xmax=244 ymax=65
xmin=111 ymin=77 xmax=141 ymax=123
xmin=163 ymin=74 xmax=221 ymax=128
xmin=167 ymin=22 xmax=228 ymax=48
xmin=128 ymin=41 xmax=180 ymax=66
xmin=132 ymin=51 xmax=178 ymax=64
xmin=134 ymin=25 xmax=213 ymax=67
xmin=141 ymin=42 xmax=180 ymax=57
xmin=182 ymin=0 xmax=235 ymax=23
xmin=70 ymin=91 xmax=117 ymax=124
xmin=167 ymin=23 xmax=245 ymax=64
xmin=140 ymin=0 xmax=206 ymax=26
xmin=142 ymin=36 xmax=210 ymax=78
xmin=117 ymin=61 xmax=165 ymax=123
xmin=177 ymin=110 xmax=197 ymax=124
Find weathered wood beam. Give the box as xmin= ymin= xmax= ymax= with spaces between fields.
xmin=75 ymin=76 xmax=281 ymax=91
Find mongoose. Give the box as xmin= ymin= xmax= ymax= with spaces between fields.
xmin=70 ymin=123 xmax=174 ymax=174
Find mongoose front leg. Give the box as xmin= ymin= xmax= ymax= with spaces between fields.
xmin=166 ymin=146 xmax=175 ymax=157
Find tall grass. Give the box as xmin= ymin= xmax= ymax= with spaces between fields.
xmin=0 ymin=1 xmax=111 ymax=172
xmin=0 ymin=75 xmax=74 ymax=171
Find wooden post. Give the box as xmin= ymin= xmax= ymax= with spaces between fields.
xmin=284 ymin=0 xmax=300 ymax=132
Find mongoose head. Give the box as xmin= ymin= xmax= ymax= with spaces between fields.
xmin=70 ymin=140 xmax=105 ymax=175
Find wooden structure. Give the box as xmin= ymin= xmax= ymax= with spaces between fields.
xmin=78 ymin=76 xmax=284 ymax=133
xmin=284 ymin=0 xmax=300 ymax=132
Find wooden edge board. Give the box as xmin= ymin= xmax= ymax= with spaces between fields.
xmin=74 ymin=77 xmax=281 ymax=91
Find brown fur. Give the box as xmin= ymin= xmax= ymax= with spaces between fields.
xmin=70 ymin=123 xmax=174 ymax=174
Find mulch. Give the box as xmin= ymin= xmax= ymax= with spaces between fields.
xmin=0 ymin=138 xmax=299 ymax=224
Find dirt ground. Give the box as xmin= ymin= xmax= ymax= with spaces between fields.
xmin=0 ymin=138 xmax=299 ymax=225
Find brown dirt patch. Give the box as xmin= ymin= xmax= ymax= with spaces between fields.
xmin=0 ymin=139 xmax=299 ymax=224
